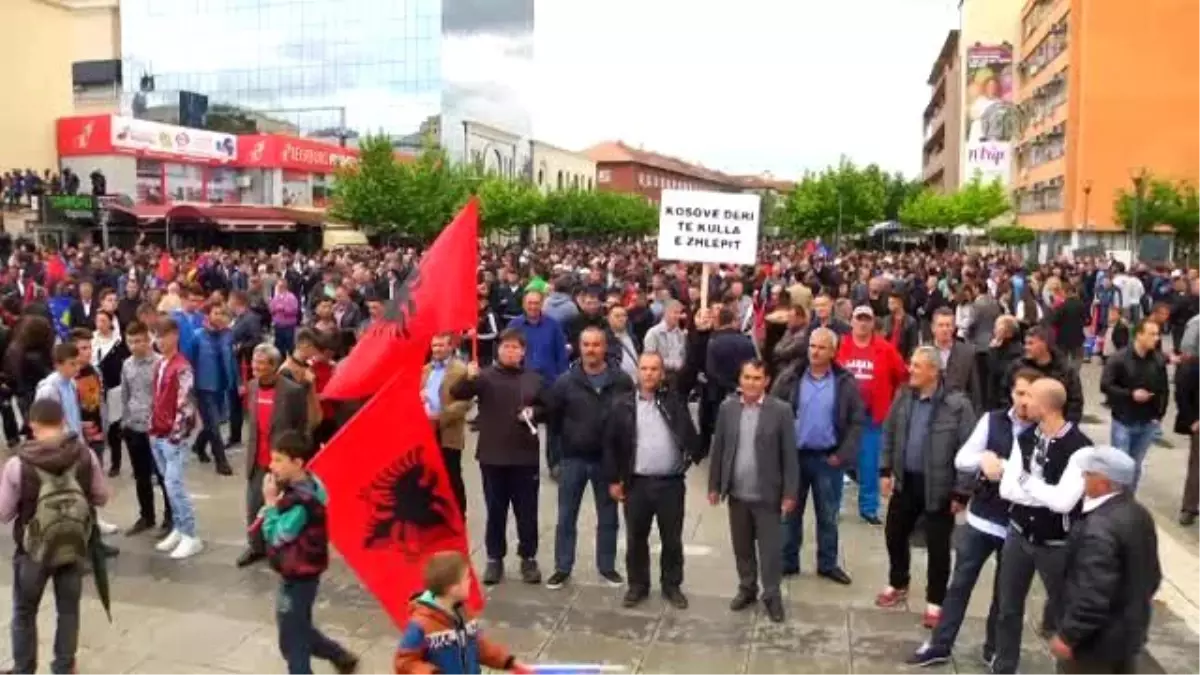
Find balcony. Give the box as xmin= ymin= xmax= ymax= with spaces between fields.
xmin=922 ymin=149 xmax=946 ymax=184
xmin=1019 ymin=14 xmax=1069 ymax=85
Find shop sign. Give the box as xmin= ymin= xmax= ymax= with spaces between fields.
xmin=41 ymin=194 xmax=98 ymax=223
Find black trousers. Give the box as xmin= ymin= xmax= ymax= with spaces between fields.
xmin=698 ymin=385 xmax=727 ymax=451
xmin=0 ymin=393 xmax=18 ymax=444
xmin=228 ymin=388 xmax=244 ymax=445
xmin=123 ymin=428 xmax=172 ymax=526
xmin=442 ymin=447 xmax=466 ymax=516
xmin=884 ymin=471 xmax=955 ymax=604
xmin=106 ymin=421 xmax=123 ymax=472
xmin=479 ymin=463 xmax=539 ymax=561
xmin=624 ymin=475 xmax=685 ymax=592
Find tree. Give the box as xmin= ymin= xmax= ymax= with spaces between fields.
xmin=898 ymin=188 xmax=957 ymax=231
xmin=883 ymin=172 xmax=923 ymax=222
xmin=476 ymin=176 xmax=544 ymax=235
xmin=955 ymin=176 xmax=1011 ymax=227
xmin=542 ymin=190 xmax=657 ymax=238
xmin=328 ymin=134 xmax=406 ymax=233
xmin=779 ymin=158 xmax=887 ymax=241
xmin=988 ymin=225 xmax=1036 ymax=247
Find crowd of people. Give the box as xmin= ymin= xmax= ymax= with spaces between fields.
xmin=0 ymin=235 xmax=1196 ymax=674
xmin=2 ymin=168 xmax=104 ymax=209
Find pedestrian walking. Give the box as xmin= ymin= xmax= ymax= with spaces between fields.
xmin=773 ymin=327 xmax=862 ymax=583
xmin=606 ymin=352 xmax=703 ymax=610
xmin=543 ymin=326 xmax=632 ymax=590
xmin=120 ymin=320 xmax=172 ymax=537
xmin=991 ymin=378 xmax=1092 ymax=674
xmin=1050 ymin=447 xmax=1161 ymax=674
xmin=189 ymin=303 xmax=238 ymax=475
xmin=149 ymin=317 xmax=203 ymax=560
xmin=451 ymin=328 xmax=545 ymax=586
xmin=1100 ymin=320 xmax=1169 ymax=491
xmin=707 ymin=359 xmax=799 ymax=623
xmin=875 ymin=346 xmax=976 ymax=629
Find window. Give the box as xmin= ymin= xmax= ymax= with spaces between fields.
xmin=1019 ymin=15 xmax=1069 ymax=81
xmin=598 ymin=169 xmax=611 ymax=183
xmin=587 ymin=177 xmax=593 ymax=190
xmin=557 ymin=170 xmax=564 ymax=190
xmin=1016 ymin=176 xmax=1066 ymax=213
xmin=637 ymin=172 xmax=647 ymax=187
xmin=135 ymin=159 xmax=164 ymax=204
xmin=1016 ymin=121 xmax=1067 ymax=170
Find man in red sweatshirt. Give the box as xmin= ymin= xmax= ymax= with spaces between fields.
xmin=836 ymin=305 xmax=908 ymax=523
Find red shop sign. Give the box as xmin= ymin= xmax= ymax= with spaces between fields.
xmin=237 ymin=135 xmax=358 ymax=173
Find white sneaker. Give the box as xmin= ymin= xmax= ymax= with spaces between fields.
xmin=169 ymin=535 xmax=204 ymax=560
xmin=155 ymin=529 xmax=182 ymax=552
xmin=98 ymin=518 xmax=119 ymax=535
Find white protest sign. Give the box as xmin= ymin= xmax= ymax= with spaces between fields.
xmin=657 ymin=189 xmax=761 ymax=265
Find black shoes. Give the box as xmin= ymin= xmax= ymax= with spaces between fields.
xmin=545 ymin=571 xmax=570 ymax=590
xmin=1181 ymin=511 xmax=1197 ymax=526
xmin=332 ymin=654 xmax=360 ymax=674
xmin=125 ymin=519 xmax=153 ymax=536
xmin=107 ymin=467 xmax=120 ymax=478
xmin=235 ymin=549 xmax=266 ymax=568
xmin=622 ymin=587 xmax=648 ymax=608
xmin=662 ymin=587 xmax=688 ymax=610
xmin=763 ymin=597 xmax=785 ymax=623
xmin=861 ymin=513 xmax=882 ymax=525
xmin=195 ymin=451 xmax=211 ymax=464
xmin=729 ymin=591 xmax=757 ymax=612
xmin=482 ymin=560 xmax=503 ymax=586
xmin=216 ymin=463 xmax=234 ymax=476
xmin=819 ymin=567 xmax=853 ymax=585
xmin=599 ymin=570 xmax=624 ymax=587
xmin=519 ymin=558 xmax=542 ymax=584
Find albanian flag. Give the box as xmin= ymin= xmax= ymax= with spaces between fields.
xmin=323 ymin=197 xmax=480 ymax=401
xmin=310 ymin=363 xmax=484 ymax=625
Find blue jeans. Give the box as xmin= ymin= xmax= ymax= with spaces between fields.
xmin=782 ymin=452 xmax=843 ymax=574
xmin=276 ymin=578 xmax=352 ymax=674
xmin=193 ymin=390 xmax=228 ymax=464
xmin=1112 ymin=419 xmax=1157 ymax=490
xmin=151 ymin=437 xmax=196 ymax=536
xmin=929 ymin=525 xmax=1005 ymax=653
xmin=858 ymin=420 xmax=882 ymax=518
xmin=553 ymin=457 xmax=618 ymax=575
xmin=275 ymin=325 xmax=296 ymax=356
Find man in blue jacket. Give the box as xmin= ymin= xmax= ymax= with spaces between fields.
xmin=507 ymin=290 xmax=568 ymax=387
xmin=188 ymin=303 xmax=237 ymax=475
xmin=172 ymin=284 xmax=207 ymax=362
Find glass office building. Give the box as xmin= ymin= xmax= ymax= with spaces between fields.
xmin=119 ymin=0 xmax=442 ymax=136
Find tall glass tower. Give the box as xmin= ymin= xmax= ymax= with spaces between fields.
xmin=120 ymin=0 xmax=443 ymax=136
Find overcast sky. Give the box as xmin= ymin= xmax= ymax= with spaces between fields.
xmin=524 ymin=0 xmax=960 ymax=179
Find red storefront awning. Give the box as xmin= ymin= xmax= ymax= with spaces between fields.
xmin=108 ymin=203 xmax=311 ymax=231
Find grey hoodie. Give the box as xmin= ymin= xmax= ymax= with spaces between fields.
xmin=543 ymin=291 xmax=580 ymax=327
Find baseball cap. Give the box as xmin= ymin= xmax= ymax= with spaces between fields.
xmin=852 ymin=305 xmax=874 ymax=319
xmin=1076 ymin=446 xmax=1137 ymax=487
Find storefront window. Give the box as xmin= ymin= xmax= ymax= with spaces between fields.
xmin=165 ymin=163 xmax=204 ymax=202
xmin=207 ymin=167 xmax=239 ymax=204
xmin=282 ymin=170 xmax=311 ymax=207
xmin=312 ymin=173 xmax=330 ymax=208
xmin=136 ymin=159 xmax=164 ymax=204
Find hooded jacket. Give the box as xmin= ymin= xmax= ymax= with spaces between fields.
xmin=394 ymin=591 xmax=513 ymax=674
xmin=262 ymin=473 xmax=329 ymax=580
xmin=0 ymin=433 xmax=109 ymax=550
xmin=542 ymin=291 xmax=579 ymax=327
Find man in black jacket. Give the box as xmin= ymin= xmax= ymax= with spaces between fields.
xmin=604 ymin=352 xmax=702 ymax=610
xmin=1050 ymin=446 xmax=1161 ymax=674
xmin=1000 ymin=326 xmax=1085 ymax=423
xmin=1046 ymin=284 xmax=1089 ymax=371
xmin=1100 ymin=320 xmax=1170 ymax=491
xmin=543 ymin=326 xmax=634 ymax=591
xmin=451 ymin=328 xmax=546 ymax=586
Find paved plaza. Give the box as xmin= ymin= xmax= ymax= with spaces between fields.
xmin=0 ymin=362 xmax=1197 ymax=673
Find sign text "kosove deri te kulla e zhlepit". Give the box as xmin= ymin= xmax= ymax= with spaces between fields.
xmin=664 ymin=205 xmax=755 ymax=250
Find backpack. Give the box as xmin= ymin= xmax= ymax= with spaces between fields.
xmin=22 ymin=458 xmax=93 ymax=568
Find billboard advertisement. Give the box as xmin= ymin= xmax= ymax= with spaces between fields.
xmin=963 ymin=44 xmax=1015 ymax=186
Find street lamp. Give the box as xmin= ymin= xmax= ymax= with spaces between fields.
xmin=1081 ymin=179 xmax=1093 ymax=234
xmin=1130 ymin=169 xmax=1149 ymax=262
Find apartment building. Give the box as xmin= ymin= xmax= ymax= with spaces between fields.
xmin=922 ymin=30 xmax=962 ymax=192
xmin=1012 ymin=0 xmax=1199 ymax=251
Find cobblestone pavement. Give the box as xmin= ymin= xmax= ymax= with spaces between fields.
xmin=0 ymin=362 xmax=1196 ymax=673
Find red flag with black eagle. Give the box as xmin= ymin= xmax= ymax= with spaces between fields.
xmin=322 ymin=197 xmax=480 ymax=401
xmin=309 ymin=363 xmax=484 ymax=625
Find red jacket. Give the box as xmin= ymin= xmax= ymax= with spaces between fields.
xmin=150 ymin=351 xmax=196 ymax=441
xmin=836 ymin=333 xmax=907 ymax=425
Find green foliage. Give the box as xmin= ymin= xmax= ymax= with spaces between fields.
xmin=988 ymin=225 xmax=1036 ymax=247
xmin=955 ymin=176 xmax=1011 ymax=227
xmin=779 ymin=158 xmax=888 ymax=239
xmin=542 ymin=189 xmax=657 ymax=238
xmin=331 ymin=136 xmax=657 ymax=239
xmin=1114 ymin=173 xmax=1199 ymax=237
xmin=898 ymin=189 xmax=957 ymax=231
xmin=884 ymin=173 xmax=924 ymax=222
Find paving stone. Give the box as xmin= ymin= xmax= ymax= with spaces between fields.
xmin=638 ymin=642 xmax=749 ymax=674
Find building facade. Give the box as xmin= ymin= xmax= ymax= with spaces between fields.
xmin=922 ymin=30 xmax=962 ymax=192
xmin=462 ymin=120 xmax=522 ymax=179
xmin=1012 ymin=0 xmax=1199 ymax=253
xmin=1 ymin=0 xmax=120 ymax=170
xmin=586 ymin=141 xmax=740 ymax=204
xmin=531 ymin=141 xmax=596 ymax=193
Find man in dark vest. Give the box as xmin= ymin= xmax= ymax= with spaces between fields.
xmin=907 ymin=367 xmax=1040 ymax=667
xmin=991 ymin=378 xmax=1092 ymax=674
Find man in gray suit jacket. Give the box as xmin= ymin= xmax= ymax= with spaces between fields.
xmin=236 ymin=342 xmax=310 ymax=568
xmin=707 ymin=359 xmax=799 ymax=623
xmin=932 ymin=307 xmax=982 ymax=411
